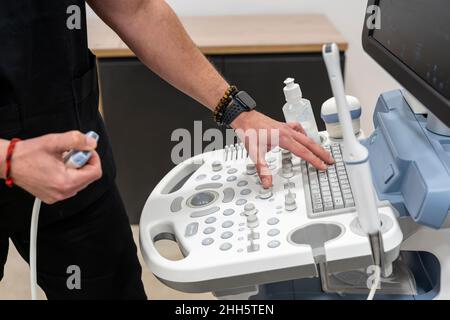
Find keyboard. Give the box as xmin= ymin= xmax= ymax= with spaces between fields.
xmin=301 ymin=144 xmax=356 ymax=218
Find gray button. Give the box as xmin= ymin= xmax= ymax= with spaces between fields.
xmin=170 ymin=196 xmax=183 ymax=213
xmin=268 ymin=240 xmax=281 ymax=248
xmin=220 ymin=243 xmax=232 ymax=251
xmin=212 ymin=161 xmax=223 ymax=172
xmin=205 ymin=217 xmax=217 ymax=224
xmin=226 ymin=176 xmax=237 ymax=182
xmin=211 ymin=175 xmax=221 ymax=181
xmin=236 ymin=199 xmax=247 ymax=205
xmin=196 ymin=183 xmax=223 ymax=191
xmin=244 ymin=203 xmax=255 ymax=211
xmin=259 ymin=187 xmax=273 ymax=199
xmin=223 ymin=209 xmax=235 ymax=216
xmin=203 ymin=227 xmax=216 ymax=235
xmin=195 ymin=174 xmax=207 ymax=181
xmin=222 ymin=221 xmax=234 ymax=228
xmin=246 ymin=163 xmax=257 ymax=175
xmin=240 ymin=188 xmax=252 ymax=196
xmin=221 ymin=231 xmax=233 ymax=239
xmin=190 ymin=206 xmax=220 ymax=218
xmin=202 ymin=238 xmax=214 ymax=246
xmin=237 ymin=180 xmax=248 ymax=187
xmin=247 ymin=244 xmax=260 ymax=252
xmin=222 ymin=188 xmax=235 ymax=203
xmin=268 ymin=229 xmax=280 ymax=237
xmin=227 ymin=168 xmax=238 ymax=174
xmin=284 ymin=182 xmax=295 ymax=190
xmin=267 ymin=156 xmax=276 ymax=163
xmin=185 ymin=222 xmax=199 ymax=237
xmin=267 ymin=218 xmax=280 ymax=225
xmin=188 ymin=191 xmax=218 ymax=208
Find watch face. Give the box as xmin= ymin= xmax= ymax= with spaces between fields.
xmin=234 ymin=91 xmax=257 ymax=110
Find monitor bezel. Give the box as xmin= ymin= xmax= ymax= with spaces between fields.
xmin=362 ymin=0 xmax=450 ymax=126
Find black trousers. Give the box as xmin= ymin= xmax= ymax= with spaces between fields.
xmin=0 ymin=185 xmax=147 ymax=300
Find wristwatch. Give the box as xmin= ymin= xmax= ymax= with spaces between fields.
xmin=220 ymin=91 xmax=257 ymax=127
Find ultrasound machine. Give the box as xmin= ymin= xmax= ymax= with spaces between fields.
xmin=139 ymin=0 xmax=450 ymax=300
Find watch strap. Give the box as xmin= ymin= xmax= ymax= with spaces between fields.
xmin=221 ymin=100 xmax=248 ymax=127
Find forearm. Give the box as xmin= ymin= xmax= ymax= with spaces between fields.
xmin=0 ymin=139 xmax=8 ymax=179
xmin=88 ymin=0 xmax=228 ymax=110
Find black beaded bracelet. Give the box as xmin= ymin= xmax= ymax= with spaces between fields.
xmin=213 ymin=85 xmax=238 ymax=125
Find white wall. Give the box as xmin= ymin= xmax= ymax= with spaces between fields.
xmin=89 ymin=0 xmax=401 ymax=133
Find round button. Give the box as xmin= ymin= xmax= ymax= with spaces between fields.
xmin=211 ymin=175 xmax=221 ymax=181
xmin=222 ymin=221 xmax=234 ymax=228
xmin=246 ymin=164 xmax=256 ymax=175
xmin=259 ymin=188 xmax=273 ymax=199
xmin=188 ymin=191 xmax=218 ymax=208
xmin=196 ymin=174 xmax=207 ymax=181
xmin=268 ymin=240 xmax=281 ymax=248
xmin=223 ymin=209 xmax=235 ymax=216
xmin=267 ymin=218 xmax=280 ymax=226
xmin=240 ymin=189 xmax=252 ymax=196
xmin=227 ymin=176 xmax=237 ymax=182
xmin=221 ymin=231 xmax=233 ymax=239
xmin=202 ymin=238 xmax=214 ymax=246
xmin=203 ymin=227 xmax=216 ymax=235
xmin=212 ymin=161 xmax=223 ymax=172
xmin=268 ymin=229 xmax=280 ymax=237
xmin=237 ymin=180 xmax=248 ymax=187
xmin=236 ymin=199 xmax=247 ymax=206
xmin=220 ymin=243 xmax=232 ymax=251
xmin=244 ymin=203 xmax=255 ymax=211
xmin=227 ymin=168 xmax=238 ymax=174
xmin=205 ymin=217 xmax=217 ymax=224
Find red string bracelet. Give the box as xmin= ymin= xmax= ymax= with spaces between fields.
xmin=5 ymin=138 xmax=21 ymax=188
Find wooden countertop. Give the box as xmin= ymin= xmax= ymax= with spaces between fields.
xmin=88 ymin=14 xmax=348 ymax=57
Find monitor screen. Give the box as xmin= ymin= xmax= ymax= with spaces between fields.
xmin=363 ymin=0 xmax=450 ymax=126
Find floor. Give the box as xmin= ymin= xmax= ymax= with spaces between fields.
xmin=0 ymin=225 xmax=215 ymax=300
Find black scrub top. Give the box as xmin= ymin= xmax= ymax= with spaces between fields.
xmin=0 ymin=1 xmax=116 ymax=230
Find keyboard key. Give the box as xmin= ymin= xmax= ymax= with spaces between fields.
xmin=345 ymin=198 xmax=355 ymax=207
xmin=334 ymin=198 xmax=344 ymax=209
xmin=324 ymin=202 xmax=334 ymax=211
xmin=313 ymin=203 xmax=324 ymax=213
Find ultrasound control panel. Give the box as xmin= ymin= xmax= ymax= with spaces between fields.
xmin=139 ymin=141 xmax=403 ymax=293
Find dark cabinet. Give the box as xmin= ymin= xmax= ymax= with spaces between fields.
xmin=98 ymin=52 xmax=345 ymax=223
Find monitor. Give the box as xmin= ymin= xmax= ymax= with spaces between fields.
xmin=362 ymin=0 xmax=450 ymax=127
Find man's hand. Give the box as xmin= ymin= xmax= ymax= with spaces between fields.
xmin=0 ymin=131 xmax=102 ymax=204
xmin=232 ymin=110 xmax=334 ymax=189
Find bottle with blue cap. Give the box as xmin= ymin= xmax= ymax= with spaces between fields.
xmin=282 ymin=78 xmax=321 ymax=144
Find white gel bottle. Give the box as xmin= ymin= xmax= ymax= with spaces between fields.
xmin=282 ymin=78 xmax=321 ymax=144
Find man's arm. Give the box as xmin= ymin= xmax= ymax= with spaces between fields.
xmin=88 ymin=0 xmax=227 ymax=110
xmin=88 ymin=0 xmax=334 ymax=187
